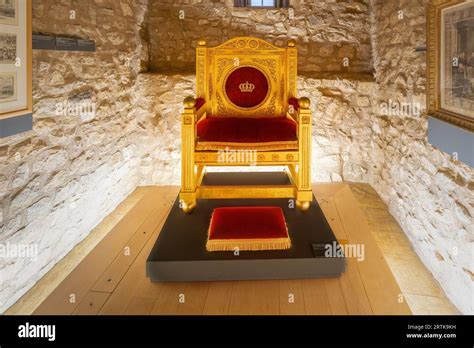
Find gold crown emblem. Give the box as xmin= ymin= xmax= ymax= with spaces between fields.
xmin=239 ymin=81 xmax=255 ymax=93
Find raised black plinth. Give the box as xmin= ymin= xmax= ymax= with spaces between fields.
xmin=146 ymin=172 xmax=346 ymax=282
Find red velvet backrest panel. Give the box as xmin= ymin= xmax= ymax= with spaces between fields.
xmin=225 ymin=67 xmax=269 ymax=109
xmin=196 ymin=37 xmax=298 ymax=118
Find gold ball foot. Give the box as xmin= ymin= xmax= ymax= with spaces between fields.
xmin=182 ymin=202 xmax=196 ymax=214
xmin=296 ymin=200 xmax=311 ymax=211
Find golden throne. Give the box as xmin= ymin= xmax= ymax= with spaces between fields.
xmin=180 ymin=37 xmax=313 ymax=213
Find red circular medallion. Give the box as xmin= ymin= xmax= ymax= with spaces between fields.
xmin=225 ymin=67 xmax=269 ymax=108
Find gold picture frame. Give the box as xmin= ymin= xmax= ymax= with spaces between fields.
xmin=427 ymin=0 xmax=474 ymax=132
xmin=0 ymin=0 xmax=32 ymax=121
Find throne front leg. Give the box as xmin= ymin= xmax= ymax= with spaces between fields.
xmin=180 ymin=97 xmax=197 ymax=213
xmin=296 ymin=97 xmax=313 ymax=211
xmin=180 ymin=192 xmax=196 ymax=213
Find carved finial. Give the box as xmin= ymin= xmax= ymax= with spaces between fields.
xmin=197 ymin=39 xmax=207 ymax=47
xmin=184 ymin=97 xmax=196 ymax=109
xmin=288 ymin=39 xmax=296 ymax=47
xmin=298 ymin=97 xmax=311 ymax=109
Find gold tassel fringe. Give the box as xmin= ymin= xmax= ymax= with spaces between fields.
xmin=196 ymin=140 xmax=298 ymax=151
xmin=206 ymin=238 xmax=291 ymax=252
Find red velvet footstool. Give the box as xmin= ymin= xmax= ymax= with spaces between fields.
xmin=206 ymin=207 xmax=291 ymax=252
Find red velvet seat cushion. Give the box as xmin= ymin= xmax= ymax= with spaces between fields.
xmin=197 ymin=117 xmax=297 ymax=144
xmin=209 ymin=207 xmax=288 ymax=240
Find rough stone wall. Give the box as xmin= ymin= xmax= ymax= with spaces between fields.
xmin=0 ymin=0 xmax=148 ymax=313
xmin=147 ymin=0 xmax=372 ymax=75
xmin=370 ymin=0 xmax=473 ymax=314
xmin=133 ymin=74 xmax=379 ymax=186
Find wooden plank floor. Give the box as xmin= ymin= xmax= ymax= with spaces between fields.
xmin=6 ymin=183 xmax=457 ymax=315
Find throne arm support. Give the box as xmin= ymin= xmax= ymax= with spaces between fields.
xmin=287 ymin=97 xmax=311 ymax=123
xmin=180 ymin=96 xmax=207 ymax=210
xmin=296 ymin=97 xmax=312 ymax=138
xmin=287 ymin=97 xmax=311 ymax=122
xmin=181 ymin=96 xmax=203 ymax=207
xmin=296 ymin=97 xmax=313 ymax=199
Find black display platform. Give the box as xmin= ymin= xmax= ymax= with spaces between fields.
xmin=147 ymin=172 xmax=346 ymax=282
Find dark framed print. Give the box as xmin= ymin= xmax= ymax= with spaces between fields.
xmin=0 ymin=72 xmax=17 ymax=102
xmin=0 ymin=0 xmax=31 ymax=121
xmin=427 ymin=0 xmax=474 ymax=131
xmin=0 ymin=32 xmax=17 ymax=64
xmin=0 ymin=0 xmax=18 ymax=26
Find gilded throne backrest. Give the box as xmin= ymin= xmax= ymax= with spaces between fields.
xmin=196 ymin=37 xmax=297 ymax=118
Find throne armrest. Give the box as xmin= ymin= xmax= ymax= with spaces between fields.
xmin=296 ymin=97 xmax=311 ymax=124
xmin=294 ymin=97 xmax=312 ymax=141
xmin=297 ymin=97 xmax=311 ymax=113
xmin=287 ymin=97 xmax=311 ymax=124
xmin=182 ymin=97 xmax=206 ymax=125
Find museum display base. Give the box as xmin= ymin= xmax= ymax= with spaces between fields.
xmin=146 ymin=172 xmax=346 ymax=282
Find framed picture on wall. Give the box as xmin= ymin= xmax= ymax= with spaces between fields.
xmin=427 ymin=0 xmax=474 ymax=132
xmin=0 ymin=0 xmax=32 ymax=124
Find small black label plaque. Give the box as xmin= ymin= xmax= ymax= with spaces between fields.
xmin=33 ymin=35 xmax=96 ymax=52
xmin=77 ymin=39 xmax=96 ymax=52
xmin=56 ymin=37 xmax=78 ymax=51
xmin=32 ymin=35 xmax=56 ymax=50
